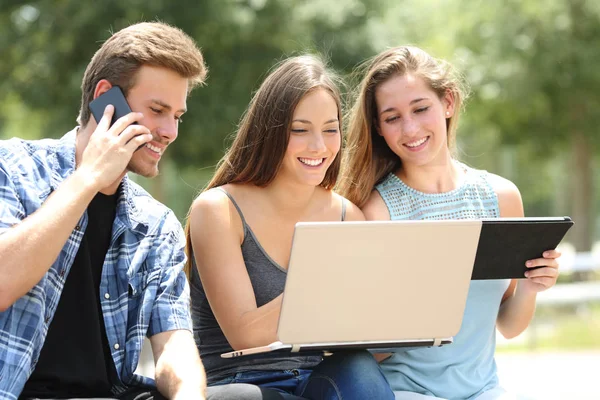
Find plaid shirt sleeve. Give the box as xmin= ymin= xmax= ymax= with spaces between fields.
xmin=146 ymin=211 xmax=192 ymax=337
xmin=0 ymin=160 xmax=26 ymax=235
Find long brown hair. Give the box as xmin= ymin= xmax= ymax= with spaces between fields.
xmin=338 ymin=46 xmax=469 ymax=207
xmin=184 ymin=54 xmax=343 ymax=278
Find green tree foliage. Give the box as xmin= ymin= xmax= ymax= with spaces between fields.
xmin=0 ymin=0 xmax=381 ymax=165
xmin=1 ymin=0 xmax=597 ymax=247
xmin=452 ymin=0 xmax=600 ymax=250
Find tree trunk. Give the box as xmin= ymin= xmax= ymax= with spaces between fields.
xmin=569 ymin=132 xmax=594 ymax=252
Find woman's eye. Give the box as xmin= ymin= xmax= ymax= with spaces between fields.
xmin=415 ymin=107 xmax=429 ymax=113
xmin=291 ymin=129 xmax=307 ymax=133
xmin=175 ymin=116 xmax=183 ymax=124
xmin=385 ymin=116 xmax=399 ymax=123
xmin=150 ymin=107 xmax=162 ymax=114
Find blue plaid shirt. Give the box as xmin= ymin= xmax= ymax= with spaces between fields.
xmin=0 ymin=129 xmax=192 ymax=400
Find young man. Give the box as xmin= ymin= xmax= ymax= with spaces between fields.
xmin=0 ymin=22 xmax=209 ymax=400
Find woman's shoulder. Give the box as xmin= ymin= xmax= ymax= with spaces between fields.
xmin=189 ymin=184 xmax=248 ymax=241
xmin=361 ymin=189 xmax=390 ymax=221
xmin=190 ymin=184 xmax=251 ymax=223
xmin=485 ymin=172 xmax=524 ymax=217
xmin=330 ymin=190 xmax=365 ymax=221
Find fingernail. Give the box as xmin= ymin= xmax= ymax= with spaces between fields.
xmin=526 ymin=261 xmax=532 ymax=267
xmin=543 ymin=252 xmax=549 ymax=257
xmin=524 ymin=272 xmax=529 ymax=277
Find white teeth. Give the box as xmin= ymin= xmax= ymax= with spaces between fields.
xmin=405 ymin=137 xmax=427 ymax=148
xmin=146 ymin=143 xmax=162 ymax=154
xmin=299 ymin=157 xmax=324 ymax=166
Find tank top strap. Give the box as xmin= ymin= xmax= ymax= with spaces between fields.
xmin=214 ymin=187 xmax=249 ymax=229
xmin=341 ymin=198 xmax=347 ymax=221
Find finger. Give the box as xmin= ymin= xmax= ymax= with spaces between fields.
xmin=529 ymin=276 xmax=555 ymax=288
xmin=124 ymin=132 xmax=153 ymax=153
xmin=96 ymin=104 xmax=115 ymax=132
xmin=525 ymin=267 xmax=559 ymax=279
xmin=108 ymin=111 xmax=144 ymax=137
xmin=117 ymin=124 xmax=151 ymax=146
xmin=542 ymin=249 xmax=561 ymax=259
xmin=526 ymin=258 xmax=559 ymax=269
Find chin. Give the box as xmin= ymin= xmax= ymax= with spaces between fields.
xmin=127 ymin=160 xmax=159 ymax=178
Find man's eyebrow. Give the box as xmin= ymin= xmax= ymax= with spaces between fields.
xmin=151 ymin=99 xmax=187 ymax=114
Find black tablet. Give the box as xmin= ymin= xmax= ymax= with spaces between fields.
xmin=471 ymin=217 xmax=574 ymax=280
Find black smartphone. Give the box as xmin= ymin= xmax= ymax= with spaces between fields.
xmin=89 ymin=86 xmax=134 ymax=126
xmin=89 ymin=86 xmax=146 ymax=151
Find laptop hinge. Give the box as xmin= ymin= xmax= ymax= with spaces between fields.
xmin=433 ymin=338 xmax=442 ymax=347
xmin=291 ymin=344 xmax=301 ymax=352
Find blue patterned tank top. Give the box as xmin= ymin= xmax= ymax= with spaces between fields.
xmin=376 ymin=162 xmax=510 ymax=400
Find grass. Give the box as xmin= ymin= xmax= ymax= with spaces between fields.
xmin=496 ymin=302 xmax=600 ymax=352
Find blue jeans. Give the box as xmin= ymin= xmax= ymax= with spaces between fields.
xmin=211 ymin=350 xmax=395 ymax=400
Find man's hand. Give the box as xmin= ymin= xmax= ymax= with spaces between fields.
xmin=78 ymin=105 xmax=152 ymax=190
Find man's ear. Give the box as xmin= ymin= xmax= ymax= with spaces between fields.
xmin=93 ymin=79 xmax=114 ymax=100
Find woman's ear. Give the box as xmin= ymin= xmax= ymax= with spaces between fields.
xmin=443 ymin=90 xmax=456 ymax=118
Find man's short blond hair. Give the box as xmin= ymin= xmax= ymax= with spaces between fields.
xmin=78 ymin=22 xmax=207 ymax=126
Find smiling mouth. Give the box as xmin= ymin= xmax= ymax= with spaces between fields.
xmin=404 ymin=137 xmax=429 ymax=148
xmin=298 ymin=157 xmax=325 ymax=167
xmin=145 ymin=143 xmax=164 ymax=155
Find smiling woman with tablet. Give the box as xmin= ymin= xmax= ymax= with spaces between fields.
xmin=339 ymin=46 xmax=563 ymax=400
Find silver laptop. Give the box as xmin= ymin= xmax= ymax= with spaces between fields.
xmin=221 ymin=220 xmax=482 ymax=358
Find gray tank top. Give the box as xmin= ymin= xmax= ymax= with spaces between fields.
xmin=190 ymin=188 xmax=347 ymax=383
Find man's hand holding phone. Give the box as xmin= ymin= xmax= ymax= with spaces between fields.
xmin=78 ymin=103 xmax=152 ymax=191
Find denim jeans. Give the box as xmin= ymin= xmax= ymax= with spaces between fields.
xmin=211 ymin=350 xmax=395 ymax=400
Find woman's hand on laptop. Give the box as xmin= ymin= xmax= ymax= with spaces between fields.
xmin=521 ymin=249 xmax=562 ymax=293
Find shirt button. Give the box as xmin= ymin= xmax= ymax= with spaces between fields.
xmin=75 ymin=225 xmax=81 ymax=231
xmin=59 ymin=269 xmax=66 ymax=277
xmin=114 ymin=343 xmax=120 ymax=350
xmin=104 ymin=293 xmax=110 ymax=299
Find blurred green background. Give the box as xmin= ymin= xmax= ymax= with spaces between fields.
xmin=1 ymin=0 xmax=599 ymax=357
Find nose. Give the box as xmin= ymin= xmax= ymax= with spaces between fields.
xmin=401 ymin=117 xmax=419 ymax=137
xmin=156 ymin=119 xmax=179 ymax=143
xmin=307 ymin=131 xmax=327 ymax=153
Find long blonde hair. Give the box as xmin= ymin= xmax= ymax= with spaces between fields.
xmin=184 ymin=55 xmax=343 ymax=278
xmin=338 ymin=46 xmax=469 ymax=207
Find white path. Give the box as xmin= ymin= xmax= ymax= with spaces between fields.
xmin=496 ymin=351 xmax=600 ymax=399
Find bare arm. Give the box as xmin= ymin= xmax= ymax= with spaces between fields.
xmin=189 ymin=189 xmax=282 ymax=350
xmin=151 ymin=330 xmax=206 ymax=400
xmin=0 ymin=107 xmax=151 ymax=310
xmin=492 ymin=174 xmax=562 ymax=339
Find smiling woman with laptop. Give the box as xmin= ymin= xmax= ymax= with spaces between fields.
xmin=184 ymin=55 xmax=395 ymax=399
xmin=339 ymin=45 xmax=564 ymax=400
